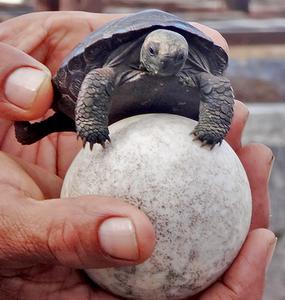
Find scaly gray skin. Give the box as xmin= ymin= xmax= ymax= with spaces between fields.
xmin=15 ymin=29 xmax=234 ymax=149
xmin=75 ymin=29 xmax=233 ymax=149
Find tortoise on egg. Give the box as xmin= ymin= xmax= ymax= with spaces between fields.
xmin=15 ymin=9 xmax=234 ymax=149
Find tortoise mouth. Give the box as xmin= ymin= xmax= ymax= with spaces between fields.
xmin=148 ymin=60 xmax=185 ymax=77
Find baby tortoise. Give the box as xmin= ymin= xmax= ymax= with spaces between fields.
xmin=15 ymin=9 xmax=234 ymax=149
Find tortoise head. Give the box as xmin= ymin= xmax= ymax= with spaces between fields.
xmin=140 ymin=29 xmax=188 ymax=76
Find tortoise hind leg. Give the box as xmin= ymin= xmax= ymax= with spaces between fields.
xmin=15 ymin=112 xmax=75 ymax=145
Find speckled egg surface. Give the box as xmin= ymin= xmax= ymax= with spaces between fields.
xmin=61 ymin=114 xmax=252 ymax=300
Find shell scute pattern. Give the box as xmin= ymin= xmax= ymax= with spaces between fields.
xmin=53 ymin=9 xmax=228 ymax=96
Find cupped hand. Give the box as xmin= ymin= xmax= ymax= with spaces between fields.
xmin=0 ymin=11 xmax=276 ymax=300
xmin=192 ymin=101 xmax=276 ymax=300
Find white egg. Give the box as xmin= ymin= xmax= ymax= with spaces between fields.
xmin=61 ymin=114 xmax=252 ymax=300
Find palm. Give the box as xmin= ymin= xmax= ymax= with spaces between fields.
xmin=4 ymin=264 xmax=120 ymax=299
xmin=1 ymin=123 xmax=80 ymax=177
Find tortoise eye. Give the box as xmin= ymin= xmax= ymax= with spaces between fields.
xmin=149 ymin=46 xmax=157 ymax=56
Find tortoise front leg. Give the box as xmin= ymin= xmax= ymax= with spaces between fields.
xmin=75 ymin=67 xmax=115 ymax=149
xmin=193 ymin=72 xmax=234 ymax=148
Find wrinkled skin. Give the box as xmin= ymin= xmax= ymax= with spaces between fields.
xmin=0 ymin=11 xmax=275 ymax=300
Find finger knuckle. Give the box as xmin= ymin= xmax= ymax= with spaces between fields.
xmin=46 ymin=218 xmax=88 ymax=267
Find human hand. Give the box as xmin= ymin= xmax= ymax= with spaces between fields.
xmin=191 ymin=23 xmax=276 ymax=300
xmin=0 ymin=11 xmax=276 ymax=300
xmin=189 ymin=101 xmax=276 ymax=300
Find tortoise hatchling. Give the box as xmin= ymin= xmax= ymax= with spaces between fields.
xmin=15 ymin=9 xmax=234 ymax=149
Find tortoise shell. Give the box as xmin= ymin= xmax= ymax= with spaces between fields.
xmin=53 ymin=9 xmax=228 ymax=104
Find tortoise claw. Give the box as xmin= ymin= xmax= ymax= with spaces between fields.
xmin=77 ymin=127 xmax=110 ymax=150
xmin=82 ymin=138 xmax=87 ymax=148
xmin=200 ymin=140 xmax=209 ymax=148
xmin=210 ymin=140 xmax=223 ymax=150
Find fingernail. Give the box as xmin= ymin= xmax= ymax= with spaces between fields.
xmin=266 ymin=236 xmax=277 ymax=272
xmin=98 ymin=217 xmax=139 ymax=261
xmin=4 ymin=67 xmax=50 ymax=109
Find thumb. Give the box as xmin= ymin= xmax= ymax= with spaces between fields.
xmin=2 ymin=189 xmax=156 ymax=270
xmin=200 ymin=229 xmax=277 ymax=300
xmin=0 ymin=42 xmax=53 ymax=121
xmin=0 ymin=153 xmax=155 ymax=270
xmin=25 ymin=195 xmax=156 ymax=269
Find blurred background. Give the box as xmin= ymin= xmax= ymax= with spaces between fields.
xmin=0 ymin=0 xmax=284 ymax=299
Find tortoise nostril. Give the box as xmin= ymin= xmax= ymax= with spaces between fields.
xmin=161 ymin=60 xmax=169 ymax=69
xmin=176 ymin=53 xmax=185 ymax=62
